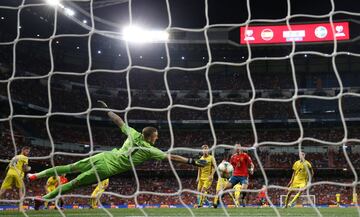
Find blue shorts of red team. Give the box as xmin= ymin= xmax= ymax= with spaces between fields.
xmin=229 ymin=176 xmax=248 ymax=186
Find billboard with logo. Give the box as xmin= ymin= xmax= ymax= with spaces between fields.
xmin=240 ymin=22 xmax=349 ymax=44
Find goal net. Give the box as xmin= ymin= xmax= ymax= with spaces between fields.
xmin=280 ymin=195 xmax=316 ymax=208
xmin=0 ymin=0 xmax=359 ymax=217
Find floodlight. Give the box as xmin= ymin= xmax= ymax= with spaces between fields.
xmin=46 ymin=0 xmax=60 ymax=6
xmin=64 ymin=8 xmax=75 ymax=16
xmin=123 ymin=25 xmax=169 ymax=43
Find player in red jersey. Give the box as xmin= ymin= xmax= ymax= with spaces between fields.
xmin=221 ymin=144 xmax=254 ymax=207
xmin=257 ymin=185 xmax=267 ymax=208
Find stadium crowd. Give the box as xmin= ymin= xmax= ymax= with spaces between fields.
xmin=1 ymin=127 xmax=360 ymax=170
xmin=1 ymin=61 xmax=360 ymax=207
xmin=1 ymin=65 xmax=360 ymax=119
xmin=1 ymin=175 xmax=358 ymax=206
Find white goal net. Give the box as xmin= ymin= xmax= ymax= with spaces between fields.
xmin=0 ymin=0 xmax=360 ymax=217
xmin=280 ymin=194 xmax=316 ymax=208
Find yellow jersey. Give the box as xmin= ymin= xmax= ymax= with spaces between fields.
xmin=46 ymin=176 xmax=58 ymax=188
xmin=292 ymin=160 xmax=312 ymax=184
xmin=98 ymin=179 xmax=109 ymax=190
xmin=353 ymin=193 xmax=357 ymax=204
xmin=7 ymin=154 xmax=28 ymax=178
xmin=336 ymin=193 xmax=341 ymax=202
xmin=199 ymin=155 xmax=214 ymax=179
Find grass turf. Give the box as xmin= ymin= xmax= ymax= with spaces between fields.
xmin=1 ymin=208 xmax=360 ymax=217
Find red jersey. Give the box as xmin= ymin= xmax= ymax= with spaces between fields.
xmin=230 ymin=152 xmax=253 ymax=176
xmin=258 ymin=190 xmax=266 ymax=199
xmin=54 ymin=176 xmax=68 ymax=187
xmin=59 ymin=176 xmax=68 ymax=185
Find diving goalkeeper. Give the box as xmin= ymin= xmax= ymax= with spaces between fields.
xmin=28 ymin=101 xmax=206 ymax=209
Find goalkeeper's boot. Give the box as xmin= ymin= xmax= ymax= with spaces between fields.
xmin=213 ymin=203 xmax=218 ymax=209
xmin=27 ymin=173 xmax=37 ymax=182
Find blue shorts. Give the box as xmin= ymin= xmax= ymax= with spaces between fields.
xmin=229 ymin=176 xmax=248 ymax=186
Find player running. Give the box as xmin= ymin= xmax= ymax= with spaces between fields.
xmin=27 ymin=101 xmax=207 ymax=210
xmin=0 ymin=146 xmax=31 ymax=211
xmin=196 ymin=144 xmax=216 ymax=208
xmin=213 ymin=154 xmax=240 ymax=208
xmin=44 ymin=175 xmax=68 ymax=209
xmin=220 ymin=144 xmax=254 ymax=207
xmin=284 ymin=151 xmax=314 ymax=208
xmin=90 ymin=178 xmax=109 ymax=208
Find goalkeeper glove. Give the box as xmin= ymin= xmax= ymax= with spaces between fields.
xmin=188 ymin=158 xmax=207 ymax=167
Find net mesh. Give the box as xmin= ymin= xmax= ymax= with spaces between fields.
xmin=280 ymin=194 xmax=316 ymax=207
xmin=0 ymin=0 xmax=360 ymax=217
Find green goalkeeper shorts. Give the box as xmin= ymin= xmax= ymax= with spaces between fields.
xmin=71 ymin=153 xmax=112 ymax=186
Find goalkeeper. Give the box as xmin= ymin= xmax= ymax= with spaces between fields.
xmin=28 ymin=101 xmax=206 ymax=209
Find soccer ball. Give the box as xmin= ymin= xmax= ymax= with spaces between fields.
xmin=218 ymin=161 xmax=234 ymax=178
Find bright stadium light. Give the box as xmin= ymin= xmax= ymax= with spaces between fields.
xmin=46 ymin=0 xmax=60 ymax=6
xmin=64 ymin=8 xmax=75 ymax=16
xmin=122 ymin=25 xmax=169 ymax=43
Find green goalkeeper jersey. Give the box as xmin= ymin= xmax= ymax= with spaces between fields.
xmin=99 ymin=125 xmax=167 ymax=175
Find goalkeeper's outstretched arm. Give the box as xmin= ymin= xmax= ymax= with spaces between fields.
xmin=98 ymin=100 xmax=125 ymax=128
xmin=166 ymin=154 xmax=206 ymax=167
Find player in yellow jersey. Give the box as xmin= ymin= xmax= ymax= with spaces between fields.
xmin=213 ymin=158 xmax=241 ymax=208
xmin=284 ymin=151 xmax=314 ymax=208
xmin=90 ymin=178 xmax=109 ymax=208
xmin=336 ymin=193 xmax=341 ymax=207
xmin=0 ymin=146 xmax=31 ymax=211
xmin=44 ymin=175 xmax=68 ymax=209
xmin=45 ymin=176 xmax=58 ymax=207
xmin=352 ymin=193 xmax=358 ymax=205
xmin=213 ymin=176 xmax=240 ymax=208
xmin=196 ymin=145 xmax=216 ymax=208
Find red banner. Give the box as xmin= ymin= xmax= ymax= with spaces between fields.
xmin=240 ymin=22 xmax=349 ymax=44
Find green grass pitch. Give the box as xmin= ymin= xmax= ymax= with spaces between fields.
xmin=1 ymin=208 xmax=360 ymax=217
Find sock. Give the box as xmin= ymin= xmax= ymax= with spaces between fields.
xmin=44 ymin=201 xmax=49 ymax=208
xmin=235 ymin=191 xmax=240 ymax=203
xmin=229 ymin=192 xmax=238 ymax=206
xmin=43 ymin=181 xmax=75 ymax=200
xmin=36 ymin=165 xmax=72 ymax=179
xmin=213 ymin=195 xmax=218 ymax=205
xmin=199 ymin=194 xmax=205 ymax=206
xmin=284 ymin=192 xmax=291 ymax=207
xmin=289 ymin=191 xmax=302 ymax=206
xmin=203 ymin=191 xmax=208 ymax=206
xmin=91 ymin=198 xmax=96 ymax=208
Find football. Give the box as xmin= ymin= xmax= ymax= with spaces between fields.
xmin=218 ymin=161 xmax=234 ymax=178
